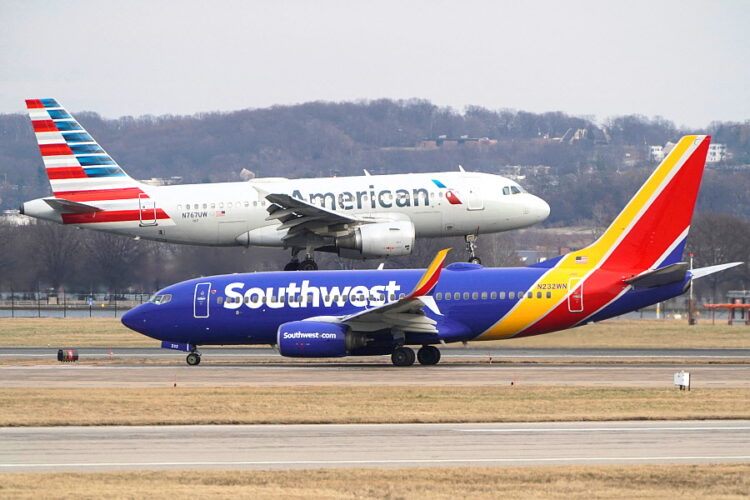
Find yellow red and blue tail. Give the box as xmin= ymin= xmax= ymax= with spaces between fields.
xmin=480 ymin=135 xmax=711 ymax=339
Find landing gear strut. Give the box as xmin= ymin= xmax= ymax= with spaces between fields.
xmin=391 ymin=346 xmax=416 ymax=366
xmin=417 ymin=345 xmax=441 ymax=365
xmin=186 ymin=351 xmax=201 ymax=366
xmin=465 ymin=234 xmax=481 ymax=264
xmin=285 ymin=248 xmax=318 ymax=271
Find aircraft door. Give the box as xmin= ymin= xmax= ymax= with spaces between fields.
xmin=466 ymin=186 xmax=484 ymax=211
xmin=194 ymin=282 xmax=211 ymax=318
xmin=138 ymin=194 xmax=158 ymax=226
xmin=567 ymin=278 xmax=584 ymax=313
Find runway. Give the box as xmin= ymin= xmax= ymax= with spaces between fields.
xmin=2 ymin=363 xmax=749 ymax=388
xmin=1 ymin=420 xmax=748 ymax=472
xmin=2 ymin=346 xmax=749 ymax=360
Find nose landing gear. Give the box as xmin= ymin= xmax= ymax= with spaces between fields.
xmin=186 ymin=351 xmax=201 ymax=366
xmin=465 ymin=234 xmax=481 ymax=264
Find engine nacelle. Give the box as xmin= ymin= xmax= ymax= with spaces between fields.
xmin=336 ymin=220 xmax=415 ymax=258
xmin=277 ymin=321 xmax=367 ymax=358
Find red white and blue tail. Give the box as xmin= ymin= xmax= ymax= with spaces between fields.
xmin=25 ymin=99 xmax=169 ymax=225
xmin=26 ymin=99 xmax=143 ymax=199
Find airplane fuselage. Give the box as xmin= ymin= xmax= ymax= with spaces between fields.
xmin=23 ymin=171 xmax=549 ymax=248
xmin=123 ymin=263 xmax=689 ymax=349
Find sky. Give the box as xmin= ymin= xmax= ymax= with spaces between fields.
xmin=1 ymin=0 xmax=748 ymax=128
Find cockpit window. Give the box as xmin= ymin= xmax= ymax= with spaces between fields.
xmin=511 ymin=186 xmax=521 ymax=194
xmin=502 ymin=186 xmax=511 ymax=195
xmin=149 ymin=294 xmax=172 ymax=305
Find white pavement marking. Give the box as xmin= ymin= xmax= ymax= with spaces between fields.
xmin=2 ymin=456 xmax=750 ymax=469
xmin=456 ymin=426 xmax=750 ymax=433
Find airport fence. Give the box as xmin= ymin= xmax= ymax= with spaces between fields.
xmin=0 ymin=290 xmax=154 ymax=318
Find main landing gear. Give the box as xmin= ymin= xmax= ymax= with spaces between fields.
xmin=465 ymin=234 xmax=481 ymax=265
xmin=284 ymin=248 xmax=318 ymax=271
xmin=391 ymin=345 xmax=441 ymax=366
xmin=186 ymin=350 xmax=201 ymax=366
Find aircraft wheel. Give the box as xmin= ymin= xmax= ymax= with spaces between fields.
xmin=417 ymin=345 xmax=441 ymax=365
xmin=300 ymin=259 xmax=318 ymax=271
xmin=186 ymin=352 xmax=201 ymax=366
xmin=284 ymin=260 xmax=300 ymax=271
xmin=391 ymin=346 xmax=416 ymax=367
xmin=468 ymin=256 xmax=481 ymax=265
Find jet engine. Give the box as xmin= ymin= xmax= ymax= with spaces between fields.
xmin=277 ymin=321 xmax=367 ymax=358
xmin=336 ymin=220 xmax=415 ymax=258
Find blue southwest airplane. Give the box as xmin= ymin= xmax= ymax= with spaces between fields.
xmin=122 ymin=135 xmax=741 ymax=366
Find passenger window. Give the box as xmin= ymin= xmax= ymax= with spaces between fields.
xmin=228 ymin=202 xmax=233 ymax=208
xmin=436 ymin=293 xmax=442 ymax=300
xmin=253 ymin=201 xmax=258 ymax=207
xmin=219 ymin=202 xmax=224 ymax=208
xmin=472 ymin=292 xmax=478 ymax=300
xmin=490 ymin=291 xmax=497 ymax=300
xmin=244 ymin=201 xmax=249 ymax=207
xmin=445 ymin=293 xmax=451 ymax=301
xmin=211 ymin=203 xmax=216 ymax=209
xmin=518 ymin=291 xmax=524 ymax=298
xmin=454 ymin=292 xmax=460 ymax=300
xmin=463 ymin=292 xmax=469 ymax=300
xmin=216 ymin=297 xmax=223 ymax=304
xmin=509 ymin=292 xmax=515 ymax=299
xmin=527 ymin=291 xmax=533 ymax=299
xmin=481 ymin=292 xmax=488 ymax=300
xmin=499 ymin=292 xmax=506 ymax=299
xmin=202 ymin=203 xmax=207 ymax=209
xmin=547 ymin=291 xmax=552 ymax=299
xmin=399 ymin=293 xmax=405 ymax=299
xmin=537 ymin=292 xmax=542 ymax=299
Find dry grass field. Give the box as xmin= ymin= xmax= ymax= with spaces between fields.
xmin=2 ymin=386 xmax=748 ymax=426
xmin=0 ymin=317 xmax=748 ymax=349
xmin=1 ymin=464 xmax=748 ymax=499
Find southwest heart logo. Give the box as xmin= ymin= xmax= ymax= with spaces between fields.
xmin=431 ymin=179 xmax=463 ymax=205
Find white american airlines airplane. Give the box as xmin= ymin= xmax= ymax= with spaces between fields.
xmin=20 ymin=99 xmax=550 ymax=269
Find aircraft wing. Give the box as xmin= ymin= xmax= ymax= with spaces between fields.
xmin=262 ymin=192 xmax=363 ymax=244
xmin=338 ymin=249 xmax=450 ymax=333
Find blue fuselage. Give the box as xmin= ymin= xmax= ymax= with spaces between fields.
xmin=122 ymin=263 xmax=689 ymax=349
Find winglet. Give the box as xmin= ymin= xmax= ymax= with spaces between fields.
xmin=407 ymin=248 xmax=451 ymax=299
xmin=691 ymin=262 xmax=743 ymax=280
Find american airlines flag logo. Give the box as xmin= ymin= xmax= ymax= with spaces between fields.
xmin=575 ymin=256 xmax=588 ymax=263
xmin=215 ymin=210 xmax=226 ymax=217
xmin=431 ymin=179 xmax=463 ymax=205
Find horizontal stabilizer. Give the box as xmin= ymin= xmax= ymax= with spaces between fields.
xmin=691 ymin=262 xmax=743 ymax=280
xmin=625 ymin=262 xmax=689 ymax=288
xmin=43 ymin=197 xmax=102 ymax=213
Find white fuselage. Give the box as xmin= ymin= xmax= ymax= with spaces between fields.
xmin=23 ymin=171 xmax=549 ymax=248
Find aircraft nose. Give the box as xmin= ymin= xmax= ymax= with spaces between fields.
xmin=121 ymin=305 xmax=147 ymax=334
xmin=531 ymin=196 xmax=550 ymax=222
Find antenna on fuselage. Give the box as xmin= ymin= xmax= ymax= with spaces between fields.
xmin=458 ymin=165 xmax=466 ymax=172
xmin=363 ymin=169 xmax=372 ymax=176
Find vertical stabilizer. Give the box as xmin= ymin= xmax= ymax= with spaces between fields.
xmin=25 ymin=98 xmax=143 ymax=201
